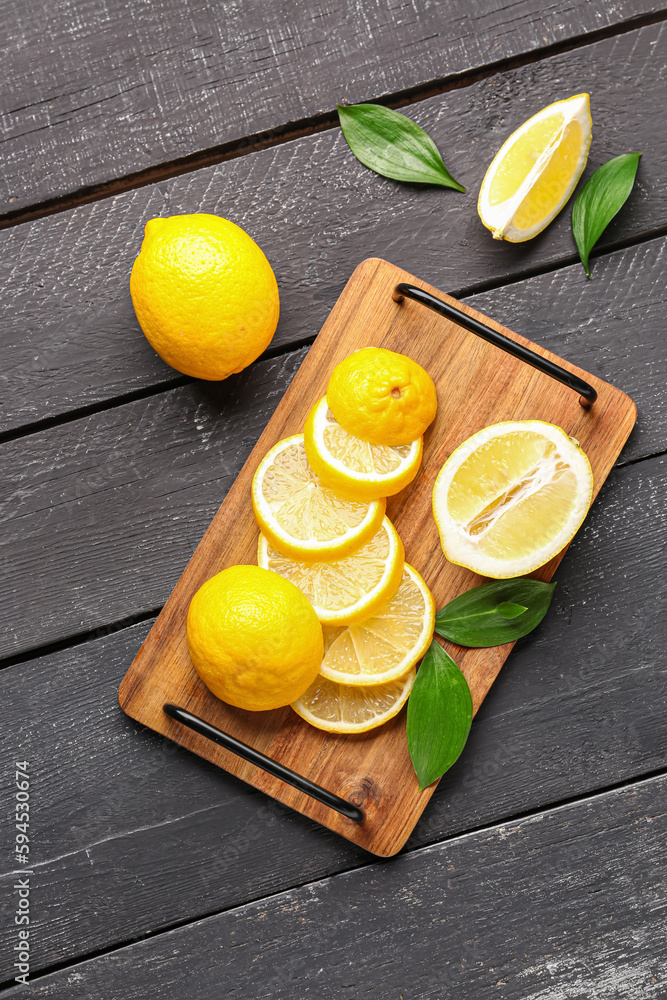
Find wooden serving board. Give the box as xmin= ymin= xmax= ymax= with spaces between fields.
xmin=119 ymin=258 xmax=636 ymax=857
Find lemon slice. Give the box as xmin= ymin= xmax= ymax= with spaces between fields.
xmin=257 ymin=517 xmax=404 ymax=625
xmin=303 ymin=397 xmax=422 ymax=501
xmin=478 ymin=93 xmax=592 ymax=243
xmin=433 ymin=420 xmax=594 ymax=579
xmin=291 ymin=668 xmax=415 ymax=734
xmin=252 ymin=435 xmax=386 ymax=561
xmin=320 ymin=564 xmax=434 ymax=686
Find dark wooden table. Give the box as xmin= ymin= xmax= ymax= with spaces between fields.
xmin=1 ymin=2 xmax=666 ymax=995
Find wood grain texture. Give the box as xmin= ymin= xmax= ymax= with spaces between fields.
xmin=0 ymin=0 xmax=659 ymax=215
xmin=2 ymin=444 xmax=666 ymax=973
xmin=0 ymin=347 xmax=308 ymax=657
xmin=1 ymin=21 xmax=665 ymax=432
xmin=3 ymin=774 xmax=664 ymax=996
xmin=2 ymin=235 xmax=664 ymax=660
xmin=117 ymin=259 xmax=635 ymax=856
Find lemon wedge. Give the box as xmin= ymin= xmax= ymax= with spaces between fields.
xmin=304 ymin=397 xmax=422 ymax=501
xmin=478 ymin=93 xmax=592 ymax=242
xmin=320 ymin=564 xmax=434 ymax=686
xmin=291 ymin=668 xmax=415 ymax=734
xmin=257 ymin=517 xmax=404 ymax=625
xmin=252 ymin=435 xmax=385 ymax=561
xmin=433 ymin=420 xmax=594 ymax=579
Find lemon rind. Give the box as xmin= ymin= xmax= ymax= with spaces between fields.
xmin=319 ymin=564 xmax=435 ymax=686
xmin=432 ymin=420 xmax=594 ymax=580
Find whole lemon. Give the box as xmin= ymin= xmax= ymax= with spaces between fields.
xmin=186 ymin=565 xmax=323 ymax=712
xmin=326 ymin=347 xmax=437 ymax=446
xmin=130 ymin=213 xmax=280 ymax=380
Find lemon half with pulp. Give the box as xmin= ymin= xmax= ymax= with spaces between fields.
xmin=433 ymin=420 xmax=594 ymax=579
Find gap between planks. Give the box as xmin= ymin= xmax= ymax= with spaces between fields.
xmin=1 ymin=765 xmax=664 ymax=993
xmin=1 ymin=6 xmax=666 ymax=233
xmin=3 ymin=220 xmax=667 ymax=450
xmin=0 ymin=419 xmax=664 ymax=673
xmin=0 ymin=402 xmax=661 ymax=682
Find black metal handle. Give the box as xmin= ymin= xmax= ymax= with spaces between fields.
xmin=163 ymin=704 xmax=364 ymax=823
xmin=394 ymin=283 xmax=597 ymax=407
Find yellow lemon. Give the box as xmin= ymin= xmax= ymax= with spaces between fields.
xmin=291 ymin=669 xmax=415 ymax=734
xmin=478 ymin=94 xmax=592 ymax=242
xmin=257 ymin=517 xmax=404 ymax=626
xmin=252 ymin=434 xmax=385 ymax=561
xmin=130 ymin=213 xmax=279 ymax=379
xmin=432 ymin=421 xmax=594 ymax=579
xmin=320 ymin=564 xmax=435 ymax=686
xmin=186 ymin=565 xmax=322 ymax=711
xmin=326 ymin=347 xmax=437 ymax=446
xmin=304 ymin=397 xmax=423 ymax=501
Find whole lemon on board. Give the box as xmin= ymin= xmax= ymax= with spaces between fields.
xmin=326 ymin=347 xmax=437 ymax=447
xmin=130 ymin=213 xmax=280 ymax=380
xmin=186 ymin=565 xmax=323 ymax=712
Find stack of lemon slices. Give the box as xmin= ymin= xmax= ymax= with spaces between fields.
xmin=251 ymin=348 xmax=437 ymax=734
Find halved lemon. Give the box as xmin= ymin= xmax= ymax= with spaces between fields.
xmin=433 ymin=420 xmax=594 ymax=579
xmin=257 ymin=516 xmax=404 ymax=625
xmin=304 ymin=397 xmax=423 ymax=501
xmin=291 ymin=668 xmax=415 ymax=734
xmin=478 ymin=93 xmax=592 ymax=242
xmin=252 ymin=435 xmax=385 ymax=561
xmin=320 ymin=564 xmax=434 ymax=686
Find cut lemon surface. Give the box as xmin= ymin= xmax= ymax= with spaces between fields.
xmin=257 ymin=517 xmax=404 ymax=625
xmin=304 ymin=397 xmax=422 ymax=501
xmin=252 ymin=435 xmax=385 ymax=561
xmin=320 ymin=564 xmax=435 ymax=686
xmin=433 ymin=420 xmax=594 ymax=579
xmin=291 ymin=668 xmax=415 ymax=734
xmin=478 ymin=93 xmax=592 ymax=243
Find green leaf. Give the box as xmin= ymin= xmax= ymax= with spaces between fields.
xmin=435 ymin=579 xmax=556 ymax=647
xmin=406 ymin=639 xmax=473 ymax=790
xmin=572 ymin=153 xmax=641 ymax=277
xmin=337 ymin=103 xmax=465 ymax=192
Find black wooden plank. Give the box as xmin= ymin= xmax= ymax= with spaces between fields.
xmin=0 ymin=1 xmax=659 ymax=216
xmin=1 ymin=452 xmax=665 ymax=975
xmin=0 ymin=345 xmax=307 ymax=657
xmin=1 ymin=22 xmax=665 ymax=433
xmin=1 ymin=235 xmax=665 ymax=659
xmin=3 ymin=772 xmax=664 ymax=995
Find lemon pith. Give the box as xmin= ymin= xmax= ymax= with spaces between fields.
xmin=320 ymin=564 xmax=435 ymax=686
xmin=186 ymin=565 xmax=323 ymax=711
xmin=326 ymin=347 xmax=438 ymax=446
xmin=252 ymin=435 xmax=386 ymax=560
xmin=130 ymin=213 xmax=279 ymax=380
xmin=478 ymin=94 xmax=592 ymax=243
xmin=304 ymin=397 xmax=423 ymax=501
xmin=257 ymin=517 xmax=405 ymax=625
xmin=433 ymin=420 xmax=594 ymax=579
xmin=291 ymin=668 xmax=416 ymax=734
